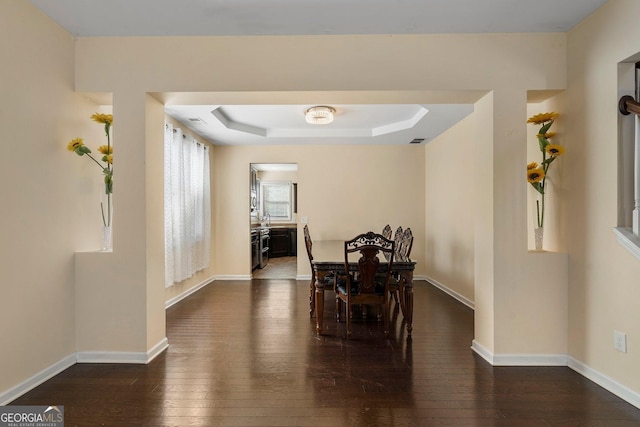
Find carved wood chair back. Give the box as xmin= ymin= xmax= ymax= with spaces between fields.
xmin=303 ymin=224 xmax=313 ymax=265
xmin=393 ymin=226 xmax=404 ymax=260
xmin=397 ymin=228 xmax=414 ymax=262
xmin=304 ymin=225 xmax=340 ymax=318
xmin=382 ymin=224 xmax=392 ymax=260
xmin=303 ymin=225 xmax=316 ymax=317
xmin=338 ymin=231 xmax=394 ymax=338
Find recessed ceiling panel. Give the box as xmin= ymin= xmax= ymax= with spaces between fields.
xmin=165 ymin=103 xmax=474 ymax=146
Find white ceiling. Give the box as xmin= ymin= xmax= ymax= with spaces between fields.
xmin=28 ymin=0 xmax=607 ymax=37
xmin=28 ymin=0 xmax=607 ymax=146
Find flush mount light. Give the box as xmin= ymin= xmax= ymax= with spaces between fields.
xmin=305 ymin=106 xmax=335 ymax=125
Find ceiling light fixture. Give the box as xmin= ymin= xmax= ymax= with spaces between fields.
xmin=305 ymin=106 xmax=335 ymax=125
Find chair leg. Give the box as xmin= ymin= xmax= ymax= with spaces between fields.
xmin=391 ymin=272 xmax=400 ymax=305
xmin=336 ymin=295 xmax=342 ymax=321
xmin=309 ymin=279 xmax=315 ymax=317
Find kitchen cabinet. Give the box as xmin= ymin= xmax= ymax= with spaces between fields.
xmin=250 ymin=166 xmax=257 ymax=191
xmin=269 ymin=227 xmax=297 ymax=258
xmin=288 ymin=227 xmax=297 ymax=256
xmin=250 ymin=167 xmax=260 ymax=218
xmin=269 ymin=228 xmax=289 ymax=258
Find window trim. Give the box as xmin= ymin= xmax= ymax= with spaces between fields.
xmin=614 ymin=227 xmax=640 ymax=260
xmin=616 ymin=60 xmax=640 ymax=259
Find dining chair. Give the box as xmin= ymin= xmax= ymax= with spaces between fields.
xmin=397 ymin=228 xmax=414 ymax=262
xmin=386 ymin=226 xmax=404 ymax=304
xmin=304 ymin=225 xmax=337 ymax=318
xmin=336 ymin=231 xmax=394 ymax=339
xmin=393 ymin=226 xmax=404 ymax=259
xmin=303 ymin=225 xmax=316 ymax=316
xmin=389 ymin=227 xmax=414 ymax=306
xmin=382 ymin=224 xmax=392 ymax=261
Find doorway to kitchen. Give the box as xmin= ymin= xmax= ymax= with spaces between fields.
xmin=250 ymin=163 xmax=298 ymax=279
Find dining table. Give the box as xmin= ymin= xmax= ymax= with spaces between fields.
xmin=311 ymin=239 xmax=416 ymax=338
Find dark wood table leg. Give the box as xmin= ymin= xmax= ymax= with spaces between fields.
xmin=314 ymin=270 xmax=326 ymax=335
xmin=309 ymin=275 xmax=316 ymax=317
xmin=400 ymin=270 xmax=413 ymax=337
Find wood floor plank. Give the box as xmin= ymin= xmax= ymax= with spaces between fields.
xmin=9 ymin=278 xmax=640 ymax=426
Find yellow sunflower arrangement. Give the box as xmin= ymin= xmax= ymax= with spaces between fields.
xmin=526 ymin=112 xmax=564 ymax=229
xmin=67 ymin=113 xmax=114 ymax=227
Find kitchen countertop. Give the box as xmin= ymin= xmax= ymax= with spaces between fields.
xmin=252 ymin=223 xmax=297 ymax=230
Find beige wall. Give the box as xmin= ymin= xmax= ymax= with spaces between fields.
xmin=425 ymin=91 xmax=570 ymax=356
xmin=424 ymin=96 xmax=480 ymax=304
xmin=566 ymin=0 xmax=640 ymax=394
xmin=145 ymin=96 xmax=167 ymax=349
xmin=472 ymin=92 xmax=496 ymax=352
xmin=74 ymin=34 xmax=566 ymax=93
xmin=75 ymin=90 xmax=158 ymax=354
xmin=0 ymin=0 xmax=99 ymax=398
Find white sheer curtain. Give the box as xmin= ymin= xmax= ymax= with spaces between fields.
xmin=164 ymin=123 xmax=211 ymax=287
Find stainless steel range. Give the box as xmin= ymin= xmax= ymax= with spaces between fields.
xmin=258 ymin=228 xmax=270 ymax=269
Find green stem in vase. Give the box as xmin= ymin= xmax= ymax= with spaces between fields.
xmin=101 ymin=202 xmax=106 ymax=227
xmin=540 ymin=186 xmax=545 ymax=229
xmin=106 ymin=127 xmax=112 ymax=227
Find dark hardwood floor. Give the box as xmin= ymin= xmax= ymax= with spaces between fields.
xmin=11 ymin=279 xmax=640 ymax=426
xmin=252 ymin=256 xmax=297 ymax=279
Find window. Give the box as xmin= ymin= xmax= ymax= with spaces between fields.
xmin=615 ymin=60 xmax=640 ymax=260
xmin=164 ymin=123 xmax=211 ymax=286
xmin=261 ymin=181 xmax=292 ymax=221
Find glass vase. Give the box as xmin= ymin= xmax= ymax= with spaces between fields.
xmin=534 ymin=227 xmax=544 ymax=251
xmin=102 ymin=225 xmax=112 ymax=251
xmin=99 ymin=191 xmax=113 ymax=251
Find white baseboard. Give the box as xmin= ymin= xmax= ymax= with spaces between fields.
xmin=569 ymin=356 xmax=640 ymax=410
xmin=147 ymin=337 xmax=169 ymax=363
xmin=0 ymin=353 xmax=76 ymax=405
xmin=471 ymin=340 xmax=494 ymax=364
xmin=76 ymin=337 xmax=169 ymax=364
xmin=216 ymin=275 xmax=252 ymax=280
xmin=471 ymin=340 xmax=640 ymax=410
xmin=1 ymin=339 xmax=170 ymax=405
xmin=297 ymin=274 xmax=312 ymax=281
xmin=471 ymin=340 xmax=568 ymax=366
xmin=492 ymin=353 xmax=569 ymax=366
xmin=423 ymin=275 xmax=475 ymax=309
xmin=166 ymin=276 xmax=215 ymax=308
